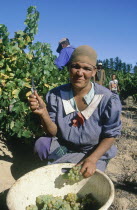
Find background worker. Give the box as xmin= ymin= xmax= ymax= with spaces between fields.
xmin=94 ymin=62 xmax=106 ymax=85
xmin=54 ymin=38 xmax=75 ymax=70
xmin=109 ymin=74 xmax=120 ymax=94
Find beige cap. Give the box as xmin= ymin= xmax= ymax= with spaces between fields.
xmin=58 ymin=38 xmax=69 ymax=44
xmin=56 ymin=38 xmax=70 ymax=53
xmin=69 ymin=45 xmax=97 ymax=66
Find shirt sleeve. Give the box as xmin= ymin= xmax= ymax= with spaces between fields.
xmin=101 ymin=93 xmax=122 ymax=138
xmin=45 ymin=90 xmax=57 ymax=123
xmin=54 ymin=48 xmax=69 ymax=69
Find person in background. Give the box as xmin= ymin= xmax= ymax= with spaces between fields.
xmin=109 ymin=74 xmax=120 ymax=94
xmin=54 ymin=38 xmax=75 ymax=70
xmin=94 ymin=62 xmax=106 ymax=85
xmin=28 ymin=45 xmax=122 ymax=178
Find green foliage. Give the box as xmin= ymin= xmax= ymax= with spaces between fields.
xmin=104 ymin=69 xmax=137 ymax=100
xmin=133 ymin=63 xmax=137 ymax=74
xmin=0 ymin=6 xmax=68 ymax=142
xmin=24 ymin=6 xmax=39 ymax=39
xmin=117 ymin=71 xmax=137 ymax=99
xmin=98 ymin=57 xmax=135 ymax=72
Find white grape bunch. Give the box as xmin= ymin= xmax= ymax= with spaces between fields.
xmin=26 ymin=192 xmax=97 ymax=210
xmin=64 ymin=193 xmax=81 ymax=210
xmin=67 ymin=165 xmax=83 ymax=182
xmin=26 ymin=204 xmax=38 ymax=210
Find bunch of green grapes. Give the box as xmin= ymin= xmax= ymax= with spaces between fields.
xmin=64 ymin=193 xmax=81 ymax=210
xmin=26 ymin=205 xmax=38 ymax=210
xmin=36 ymin=194 xmax=71 ymax=210
xmin=67 ymin=165 xmax=83 ymax=182
xmin=26 ymin=192 xmax=98 ymax=210
xmin=36 ymin=194 xmax=53 ymax=209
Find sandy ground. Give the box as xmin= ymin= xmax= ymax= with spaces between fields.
xmin=0 ymin=97 xmax=137 ymax=210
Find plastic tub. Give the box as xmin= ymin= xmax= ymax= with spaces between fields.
xmin=6 ymin=163 xmax=114 ymax=210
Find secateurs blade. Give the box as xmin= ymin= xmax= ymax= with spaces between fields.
xmin=31 ymin=77 xmax=37 ymax=93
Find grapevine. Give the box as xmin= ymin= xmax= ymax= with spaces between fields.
xmin=0 ymin=6 xmax=68 ymax=142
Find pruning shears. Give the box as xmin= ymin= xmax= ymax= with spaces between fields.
xmin=31 ymin=77 xmax=37 ymax=93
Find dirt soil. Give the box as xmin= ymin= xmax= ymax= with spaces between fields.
xmin=0 ymin=96 xmax=137 ymax=210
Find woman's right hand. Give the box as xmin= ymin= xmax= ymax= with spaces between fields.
xmin=28 ymin=91 xmax=48 ymax=117
xmin=78 ymin=158 xmax=96 ymax=178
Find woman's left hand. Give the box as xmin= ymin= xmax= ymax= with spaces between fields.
xmin=79 ymin=158 xmax=97 ymax=178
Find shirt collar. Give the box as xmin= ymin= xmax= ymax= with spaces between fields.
xmin=83 ymin=82 xmax=94 ymax=105
xmin=60 ymin=84 xmax=104 ymax=119
xmin=69 ymin=82 xmax=94 ymax=111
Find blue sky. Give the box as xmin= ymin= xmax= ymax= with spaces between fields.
xmin=1 ymin=0 xmax=137 ymax=66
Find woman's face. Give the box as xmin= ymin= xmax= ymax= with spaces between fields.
xmin=68 ymin=61 xmax=96 ymax=89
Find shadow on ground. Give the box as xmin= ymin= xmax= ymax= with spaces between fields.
xmin=114 ymin=181 xmax=137 ymax=194
xmin=0 ymin=138 xmax=48 ymax=209
xmin=0 ymin=190 xmax=9 ymax=210
xmin=4 ymin=139 xmax=48 ymax=179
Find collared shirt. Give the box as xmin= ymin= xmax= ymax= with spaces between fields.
xmin=46 ymin=83 xmax=122 ymax=156
xmin=69 ymin=82 xmax=95 ymax=111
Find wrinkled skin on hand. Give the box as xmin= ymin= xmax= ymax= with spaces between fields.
xmin=28 ymin=91 xmax=48 ymax=116
xmin=79 ymin=158 xmax=96 ymax=178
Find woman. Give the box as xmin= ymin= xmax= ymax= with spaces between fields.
xmin=28 ymin=45 xmax=122 ymax=178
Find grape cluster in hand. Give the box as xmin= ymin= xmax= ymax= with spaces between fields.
xmin=67 ymin=165 xmax=83 ymax=182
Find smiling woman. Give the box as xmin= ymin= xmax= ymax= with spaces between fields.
xmin=28 ymin=45 xmax=122 ymax=178
xmin=68 ymin=45 xmax=97 ymax=101
xmin=69 ymin=62 xmax=96 ymax=89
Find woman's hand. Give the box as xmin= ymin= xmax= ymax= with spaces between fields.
xmin=28 ymin=91 xmax=57 ymax=136
xmin=79 ymin=158 xmax=97 ymax=178
xmin=28 ymin=91 xmax=48 ymax=116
